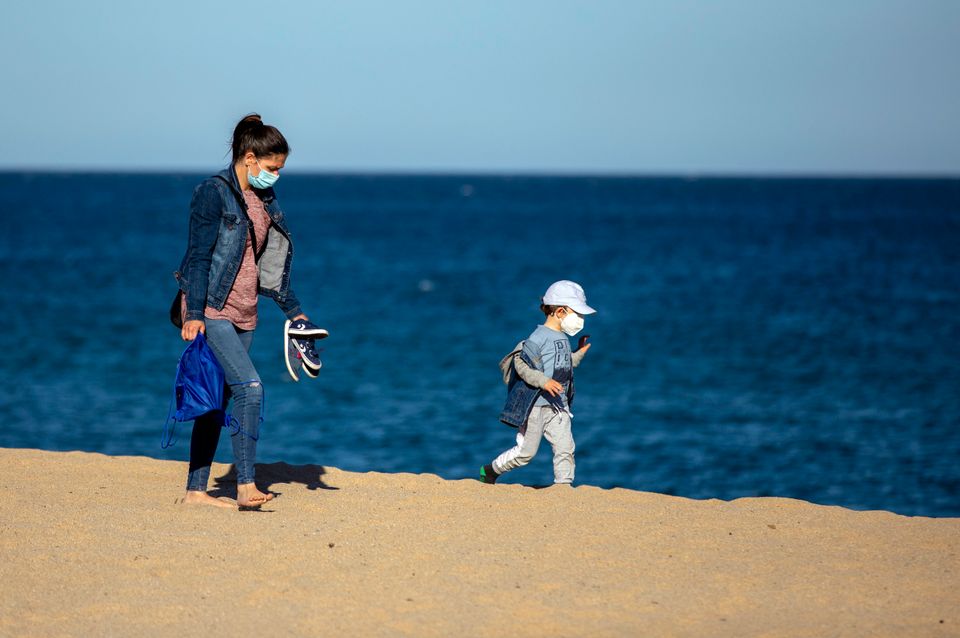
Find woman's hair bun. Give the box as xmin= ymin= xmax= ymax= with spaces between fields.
xmin=231 ymin=113 xmax=289 ymax=162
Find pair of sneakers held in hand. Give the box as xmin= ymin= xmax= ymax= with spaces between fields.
xmin=284 ymin=319 xmax=329 ymax=382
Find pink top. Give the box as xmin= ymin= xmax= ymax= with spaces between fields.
xmin=182 ymin=189 xmax=272 ymax=330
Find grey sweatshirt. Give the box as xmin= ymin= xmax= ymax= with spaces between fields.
xmin=498 ymin=340 xmax=587 ymax=388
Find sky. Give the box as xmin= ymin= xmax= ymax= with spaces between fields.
xmin=2 ymin=1 xmax=959 ymax=175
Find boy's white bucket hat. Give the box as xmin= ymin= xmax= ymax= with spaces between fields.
xmin=542 ymin=280 xmax=596 ymax=315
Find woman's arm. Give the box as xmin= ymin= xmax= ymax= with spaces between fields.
xmin=275 ymin=288 xmax=305 ymax=321
xmin=183 ymin=181 xmax=221 ymax=322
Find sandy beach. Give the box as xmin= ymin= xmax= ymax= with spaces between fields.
xmin=0 ymin=448 xmax=956 ymax=637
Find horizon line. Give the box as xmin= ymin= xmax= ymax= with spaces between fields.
xmin=1 ymin=166 xmax=958 ymax=180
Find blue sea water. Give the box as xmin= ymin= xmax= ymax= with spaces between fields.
xmin=1 ymin=172 xmax=958 ymax=517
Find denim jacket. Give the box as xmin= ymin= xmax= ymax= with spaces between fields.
xmin=174 ymin=166 xmax=302 ymax=321
xmin=499 ymin=340 xmax=577 ymax=430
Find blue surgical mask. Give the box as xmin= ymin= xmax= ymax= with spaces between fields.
xmin=247 ymin=161 xmax=279 ymax=189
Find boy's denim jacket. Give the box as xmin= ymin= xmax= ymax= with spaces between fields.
xmin=174 ymin=166 xmax=302 ymax=321
xmin=498 ymin=339 xmax=586 ymax=430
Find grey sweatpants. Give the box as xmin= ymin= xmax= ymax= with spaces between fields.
xmin=492 ymin=406 xmax=575 ymax=484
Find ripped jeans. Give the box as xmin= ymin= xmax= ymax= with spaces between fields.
xmin=186 ymin=319 xmax=263 ymax=490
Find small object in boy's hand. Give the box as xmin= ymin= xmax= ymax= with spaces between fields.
xmin=577 ymin=335 xmax=591 ymax=350
xmin=543 ymin=379 xmax=564 ymax=396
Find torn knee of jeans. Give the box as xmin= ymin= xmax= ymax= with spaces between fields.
xmin=230 ymin=380 xmax=261 ymax=388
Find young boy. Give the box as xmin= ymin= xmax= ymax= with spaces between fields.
xmin=480 ymin=280 xmax=596 ymax=486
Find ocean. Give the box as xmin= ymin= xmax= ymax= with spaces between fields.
xmin=1 ymin=172 xmax=958 ymax=516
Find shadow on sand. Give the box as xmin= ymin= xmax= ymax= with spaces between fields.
xmin=208 ymin=461 xmax=339 ymax=506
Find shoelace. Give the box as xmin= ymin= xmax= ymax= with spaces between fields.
xmin=294 ymin=338 xmax=319 ymax=360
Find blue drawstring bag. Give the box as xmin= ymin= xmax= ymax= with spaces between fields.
xmin=161 ymin=332 xmax=226 ymax=449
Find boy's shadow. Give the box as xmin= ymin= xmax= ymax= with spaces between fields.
xmin=208 ymin=462 xmax=339 ymax=504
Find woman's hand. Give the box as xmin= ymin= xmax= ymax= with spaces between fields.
xmin=543 ymin=379 xmax=564 ymax=396
xmin=182 ymin=320 xmax=205 ymax=341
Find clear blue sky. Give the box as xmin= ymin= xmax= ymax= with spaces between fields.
xmin=3 ymin=1 xmax=959 ymax=174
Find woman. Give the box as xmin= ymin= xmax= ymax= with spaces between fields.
xmin=174 ymin=114 xmax=323 ymax=508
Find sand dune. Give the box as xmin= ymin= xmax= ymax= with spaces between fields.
xmin=0 ymin=448 xmax=956 ymax=637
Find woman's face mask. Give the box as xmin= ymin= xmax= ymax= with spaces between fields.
xmin=247 ymin=160 xmax=279 ymax=189
xmin=244 ymin=153 xmax=286 ymax=189
xmin=558 ymin=308 xmax=585 ymax=336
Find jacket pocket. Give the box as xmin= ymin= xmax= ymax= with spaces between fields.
xmin=221 ymin=213 xmax=242 ymax=232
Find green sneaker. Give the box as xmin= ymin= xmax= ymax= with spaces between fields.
xmin=479 ymin=464 xmax=499 ymax=484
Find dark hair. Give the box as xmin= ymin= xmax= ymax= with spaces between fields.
xmin=230 ymin=113 xmax=290 ymax=162
xmin=541 ymin=303 xmax=561 ymax=317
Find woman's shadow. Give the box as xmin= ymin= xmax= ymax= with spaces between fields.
xmin=208 ymin=461 xmax=339 ymax=508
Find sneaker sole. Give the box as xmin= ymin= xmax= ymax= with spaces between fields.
xmin=301 ymin=362 xmax=319 ymax=378
xmin=288 ymin=327 xmax=329 ymax=340
xmin=283 ymin=320 xmax=300 ymax=382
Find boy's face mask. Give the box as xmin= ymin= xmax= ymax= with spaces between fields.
xmin=558 ymin=308 xmax=585 ymax=336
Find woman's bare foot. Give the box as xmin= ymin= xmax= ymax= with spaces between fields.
xmin=180 ymin=490 xmax=235 ymax=509
xmin=237 ymin=482 xmax=274 ymax=508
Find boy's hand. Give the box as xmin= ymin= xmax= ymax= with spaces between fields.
xmin=543 ymin=379 xmax=564 ymax=396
